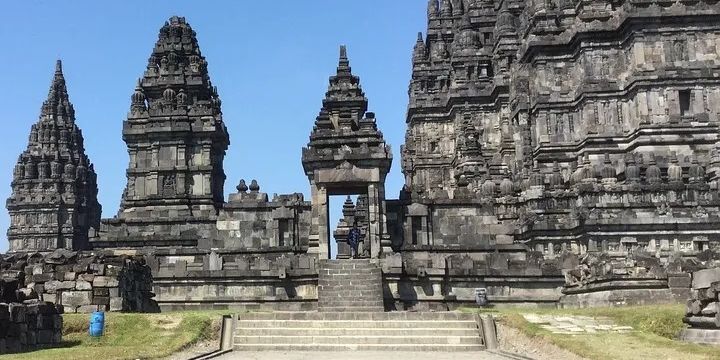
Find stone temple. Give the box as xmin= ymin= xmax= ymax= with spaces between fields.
xmin=4 ymin=0 xmax=720 ymax=317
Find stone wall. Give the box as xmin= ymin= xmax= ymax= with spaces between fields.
xmin=560 ymin=250 xmax=720 ymax=308
xmin=218 ymin=189 xmax=311 ymax=250
xmin=0 ymin=301 xmax=63 ymax=354
xmin=560 ymin=249 xmax=720 ymax=307
xmin=680 ymin=267 xmax=720 ymax=345
xmin=0 ymin=249 xmax=157 ymax=313
xmin=146 ymin=249 xmax=318 ymax=311
xmin=381 ymin=248 xmax=565 ymax=310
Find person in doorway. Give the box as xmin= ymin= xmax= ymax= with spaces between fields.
xmin=347 ymin=220 xmax=361 ymax=259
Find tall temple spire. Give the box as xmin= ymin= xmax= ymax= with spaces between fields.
xmin=6 ymin=61 xmax=101 ymax=252
xmin=110 ymin=16 xmax=230 ymax=243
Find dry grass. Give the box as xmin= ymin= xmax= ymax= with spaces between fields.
xmin=0 ymin=311 xmax=226 ymax=360
xmin=464 ymin=305 xmax=720 ymax=360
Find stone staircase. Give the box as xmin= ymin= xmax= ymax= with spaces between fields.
xmin=317 ymin=259 xmax=384 ymax=312
xmin=232 ymin=312 xmax=486 ymax=351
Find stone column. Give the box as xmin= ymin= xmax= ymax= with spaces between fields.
xmin=421 ymin=216 xmax=429 ymax=246
xmin=308 ymin=181 xmax=321 ymax=256
xmin=316 ymin=186 xmax=330 ymax=260
xmin=367 ymin=183 xmax=382 ymax=258
xmin=378 ymin=184 xmax=392 ymax=254
xmin=403 ymin=214 xmax=413 ymax=247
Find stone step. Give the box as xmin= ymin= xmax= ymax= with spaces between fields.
xmin=318 ymin=298 xmax=383 ymax=303
xmin=318 ymin=300 xmax=384 ymax=307
xmin=234 ymin=335 xmax=482 ymax=345
xmin=318 ymin=263 xmax=380 ymax=270
xmin=233 ymin=344 xmax=486 ymax=352
xmin=319 ymin=259 xmax=376 ymax=264
xmin=232 ymin=311 xmax=485 ymax=352
xmin=235 ymin=327 xmax=479 ymax=336
xmin=318 ymin=286 xmax=382 ymax=292
xmin=318 ymin=275 xmax=381 ymax=284
xmin=320 ymin=267 xmax=381 ymax=273
xmin=318 ymin=290 xmax=383 ymax=297
xmin=320 ymin=262 xmax=377 ymax=266
xmin=236 ymin=320 xmax=479 ymax=329
xmin=236 ymin=312 xmax=476 ymax=321
xmin=318 ymin=280 xmax=381 ymax=286
xmin=319 ymin=306 xmax=384 ymax=312
xmin=319 ymin=263 xmax=380 ymax=270
xmin=320 ymin=269 xmax=382 ymax=277
xmin=322 ymin=267 xmax=381 ymax=272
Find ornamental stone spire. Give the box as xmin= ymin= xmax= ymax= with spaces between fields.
xmin=302 ymin=46 xmax=393 ymax=259
xmin=6 ymin=60 xmax=101 ymax=252
xmin=118 ymin=16 xmax=230 ymax=221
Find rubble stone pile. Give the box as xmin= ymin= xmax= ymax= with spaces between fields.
xmin=0 ymin=281 xmax=63 ymax=354
xmin=680 ymin=266 xmax=720 ymax=345
xmin=558 ymin=251 xmax=720 ymax=307
xmin=0 ymin=249 xmax=157 ymax=313
xmin=684 ymin=268 xmax=720 ymax=327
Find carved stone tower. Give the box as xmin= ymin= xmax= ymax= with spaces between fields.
xmin=119 ymin=16 xmax=229 ymax=220
xmin=6 ymin=60 xmax=101 ymax=252
xmin=302 ymin=46 xmax=393 ymax=259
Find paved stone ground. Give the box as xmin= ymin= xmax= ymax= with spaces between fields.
xmin=522 ymin=314 xmax=633 ymax=334
xmin=217 ymin=351 xmax=511 ymax=360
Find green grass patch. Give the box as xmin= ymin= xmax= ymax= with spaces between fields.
xmin=0 ymin=311 xmax=226 ymax=360
xmin=462 ymin=305 xmax=720 ymax=360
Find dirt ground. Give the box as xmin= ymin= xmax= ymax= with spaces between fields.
xmin=497 ymin=323 xmax=587 ymax=360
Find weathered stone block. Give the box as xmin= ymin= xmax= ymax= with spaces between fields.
xmin=90 ymin=264 xmax=105 ymax=276
xmin=32 ymin=273 xmax=54 ymax=283
xmin=63 ymin=272 xmax=77 ymax=281
xmin=0 ymin=304 xmax=9 ymax=320
xmin=44 ymin=280 xmax=76 ymax=293
xmin=693 ymin=269 xmax=720 ymax=289
xmin=77 ymin=305 xmax=99 ymax=314
xmin=109 ymin=297 xmax=123 ymax=311
xmin=76 ymin=280 xmax=92 ymax=290
xmin=92 ymin=296 xmax=110 ymax=306
xmin=9 ymin=304 xmax=26 ymax=322
xmin=93 ymin=288 xmax=109 ymax=297
xmin=36 ymin=330 xmax=54 ymax=344
xmin=60 ymin=291 xmax=92 ymax=308
xmin=668 ymin=275 xmax=692 ymax=289
xmin=93 ymin=276 xmax=119 ymax=288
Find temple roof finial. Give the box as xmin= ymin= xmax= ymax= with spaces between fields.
xmin=338 ymin=45 xmax=351 ymax=74
xmin=41 ymin=59 xmax=71 ymax=119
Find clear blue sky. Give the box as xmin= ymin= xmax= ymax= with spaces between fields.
xmin=0 ymin=1 xmax=426 ymax=253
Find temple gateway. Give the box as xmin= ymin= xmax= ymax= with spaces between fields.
xmin=4 ymin=0 xmax=720 ymax=315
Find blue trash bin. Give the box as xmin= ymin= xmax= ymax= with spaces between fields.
xmin=89 ymin=311 xmax=105 ymax=337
